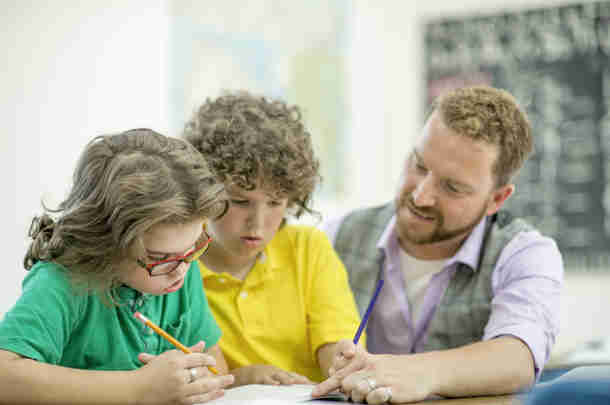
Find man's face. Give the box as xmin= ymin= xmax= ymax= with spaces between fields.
xmin=394 ymin=111 xmax=513 ymax=259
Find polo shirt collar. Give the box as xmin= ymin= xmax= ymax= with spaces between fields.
xmin=200 ymin=250 xmax=276 ymax=285
xmin=246 ymin=250 xmax=277 ymax=286
xmin=115 ymin=284 xmax=152 ymax=309
xmin=116 ymin=284 xmax=140 ymax=300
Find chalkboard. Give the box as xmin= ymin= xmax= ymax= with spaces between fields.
xmin=424 ymin=1 xmax=610 ymax=270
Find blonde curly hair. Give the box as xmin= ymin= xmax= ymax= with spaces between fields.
xmin=24 ymin=129 xmax=226 ymax=302
xmin=182 ymin=91 xmax=321 ymax=219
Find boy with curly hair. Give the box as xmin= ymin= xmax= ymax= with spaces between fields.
xmin=182 ymin=91 xmax=362 ymax=386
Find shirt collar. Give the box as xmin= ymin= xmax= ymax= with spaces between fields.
xmin=378 ymin=214 xmax=489 ymax=272
xmin=116 ymin=284 xmax=140 ymax=300
xmin=447 ymin=216 xmax=488 ymax=272
xmin=115 ymin=284 xmax=152 ymax=309
xmin=201 ymin=249 xmax=276 ymax=284
xmin=378 ymin=215 xmax=400 ymax=256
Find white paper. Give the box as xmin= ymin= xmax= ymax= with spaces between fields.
xmin=204 ymin=384 xmax=347 ymax=404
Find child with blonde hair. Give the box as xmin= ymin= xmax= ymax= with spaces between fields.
xmin=0 ymin=129 xmax=234 ymax=404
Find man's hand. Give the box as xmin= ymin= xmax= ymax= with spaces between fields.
xmin=337 ymin=354 xmax=437 ymax=404
xmin=314 ymin=351 xmax=438 ymax=404
xmin=231 ymin=364 xmax=312 ymax=386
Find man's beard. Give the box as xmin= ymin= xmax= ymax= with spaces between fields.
xmin=397 ymin=195 xmax=489 ymax=245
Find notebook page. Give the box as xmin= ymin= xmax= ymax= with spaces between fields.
xmin=204 ymin=384 xmax=347 ymax=404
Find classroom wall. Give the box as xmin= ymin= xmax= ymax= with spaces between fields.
xmin=2 ymin=0 xmax=170 ymax=315
xmin=2 ymin=0 xmax=606 ymax=362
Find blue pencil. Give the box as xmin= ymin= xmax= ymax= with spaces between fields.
xmin=353 ymin=278 xmax=384 ymax=344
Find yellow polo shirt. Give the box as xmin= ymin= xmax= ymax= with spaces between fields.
xmin=200 ymin=225 xmax=363 ymax=382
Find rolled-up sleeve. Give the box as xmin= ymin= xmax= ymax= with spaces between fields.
xmin=483 ymin=231 xmax=563 ymax=380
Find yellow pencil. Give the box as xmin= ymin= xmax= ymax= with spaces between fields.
xmin=134 ymin=311 xmax=219 ymax=375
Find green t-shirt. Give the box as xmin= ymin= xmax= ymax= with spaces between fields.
xmin=0 ymin=261 xmax=221 ymax=371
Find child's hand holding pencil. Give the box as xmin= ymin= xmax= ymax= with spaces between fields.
xmin=134 ymin=311 xmax=219 ymax=374
xmin=134 ymin=312 xmax=234 ymax=404
xmin=312 ymin=278 xmax=384 ymax=400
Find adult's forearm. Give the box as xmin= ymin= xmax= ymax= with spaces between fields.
xmin=0 ymin=354 xmax=137 ymax=405
xmin=429 ymin=336 xmax=535 ymax=397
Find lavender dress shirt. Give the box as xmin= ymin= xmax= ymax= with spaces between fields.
xmin=321 ymin=214 xmax=563 ymax=378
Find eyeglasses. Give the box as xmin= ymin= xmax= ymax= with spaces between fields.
xmin=137 ymin=231 xmax=212 ymax=277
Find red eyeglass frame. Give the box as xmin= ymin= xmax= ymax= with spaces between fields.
xmin=137 ymin=231 xmax=212 ymax=276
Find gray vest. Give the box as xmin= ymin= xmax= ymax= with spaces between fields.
xmin=333 ymin=203 xmax=535 ymax=352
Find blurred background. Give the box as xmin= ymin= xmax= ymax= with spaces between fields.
xmin=2 ymin=0 xmax=608 ymax=373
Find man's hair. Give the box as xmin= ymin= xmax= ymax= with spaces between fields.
xmin=24 ymin=129 xmax=226 ymax=303
xmin=430 ymin=86 xmax=533 ymax=187
xmin=182 ymin=91 xmax=321 ymax=219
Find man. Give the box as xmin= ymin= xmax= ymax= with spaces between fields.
xmin=313 ymin=86 xmax=563 ymax=404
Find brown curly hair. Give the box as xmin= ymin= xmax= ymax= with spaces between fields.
xmin=430 ymin=86 xmax=533 ymax=187
xmin=182 ymin=91 xmax=321 ymax=219
xmin=24 ymin=129 xmax=226 ymax=303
